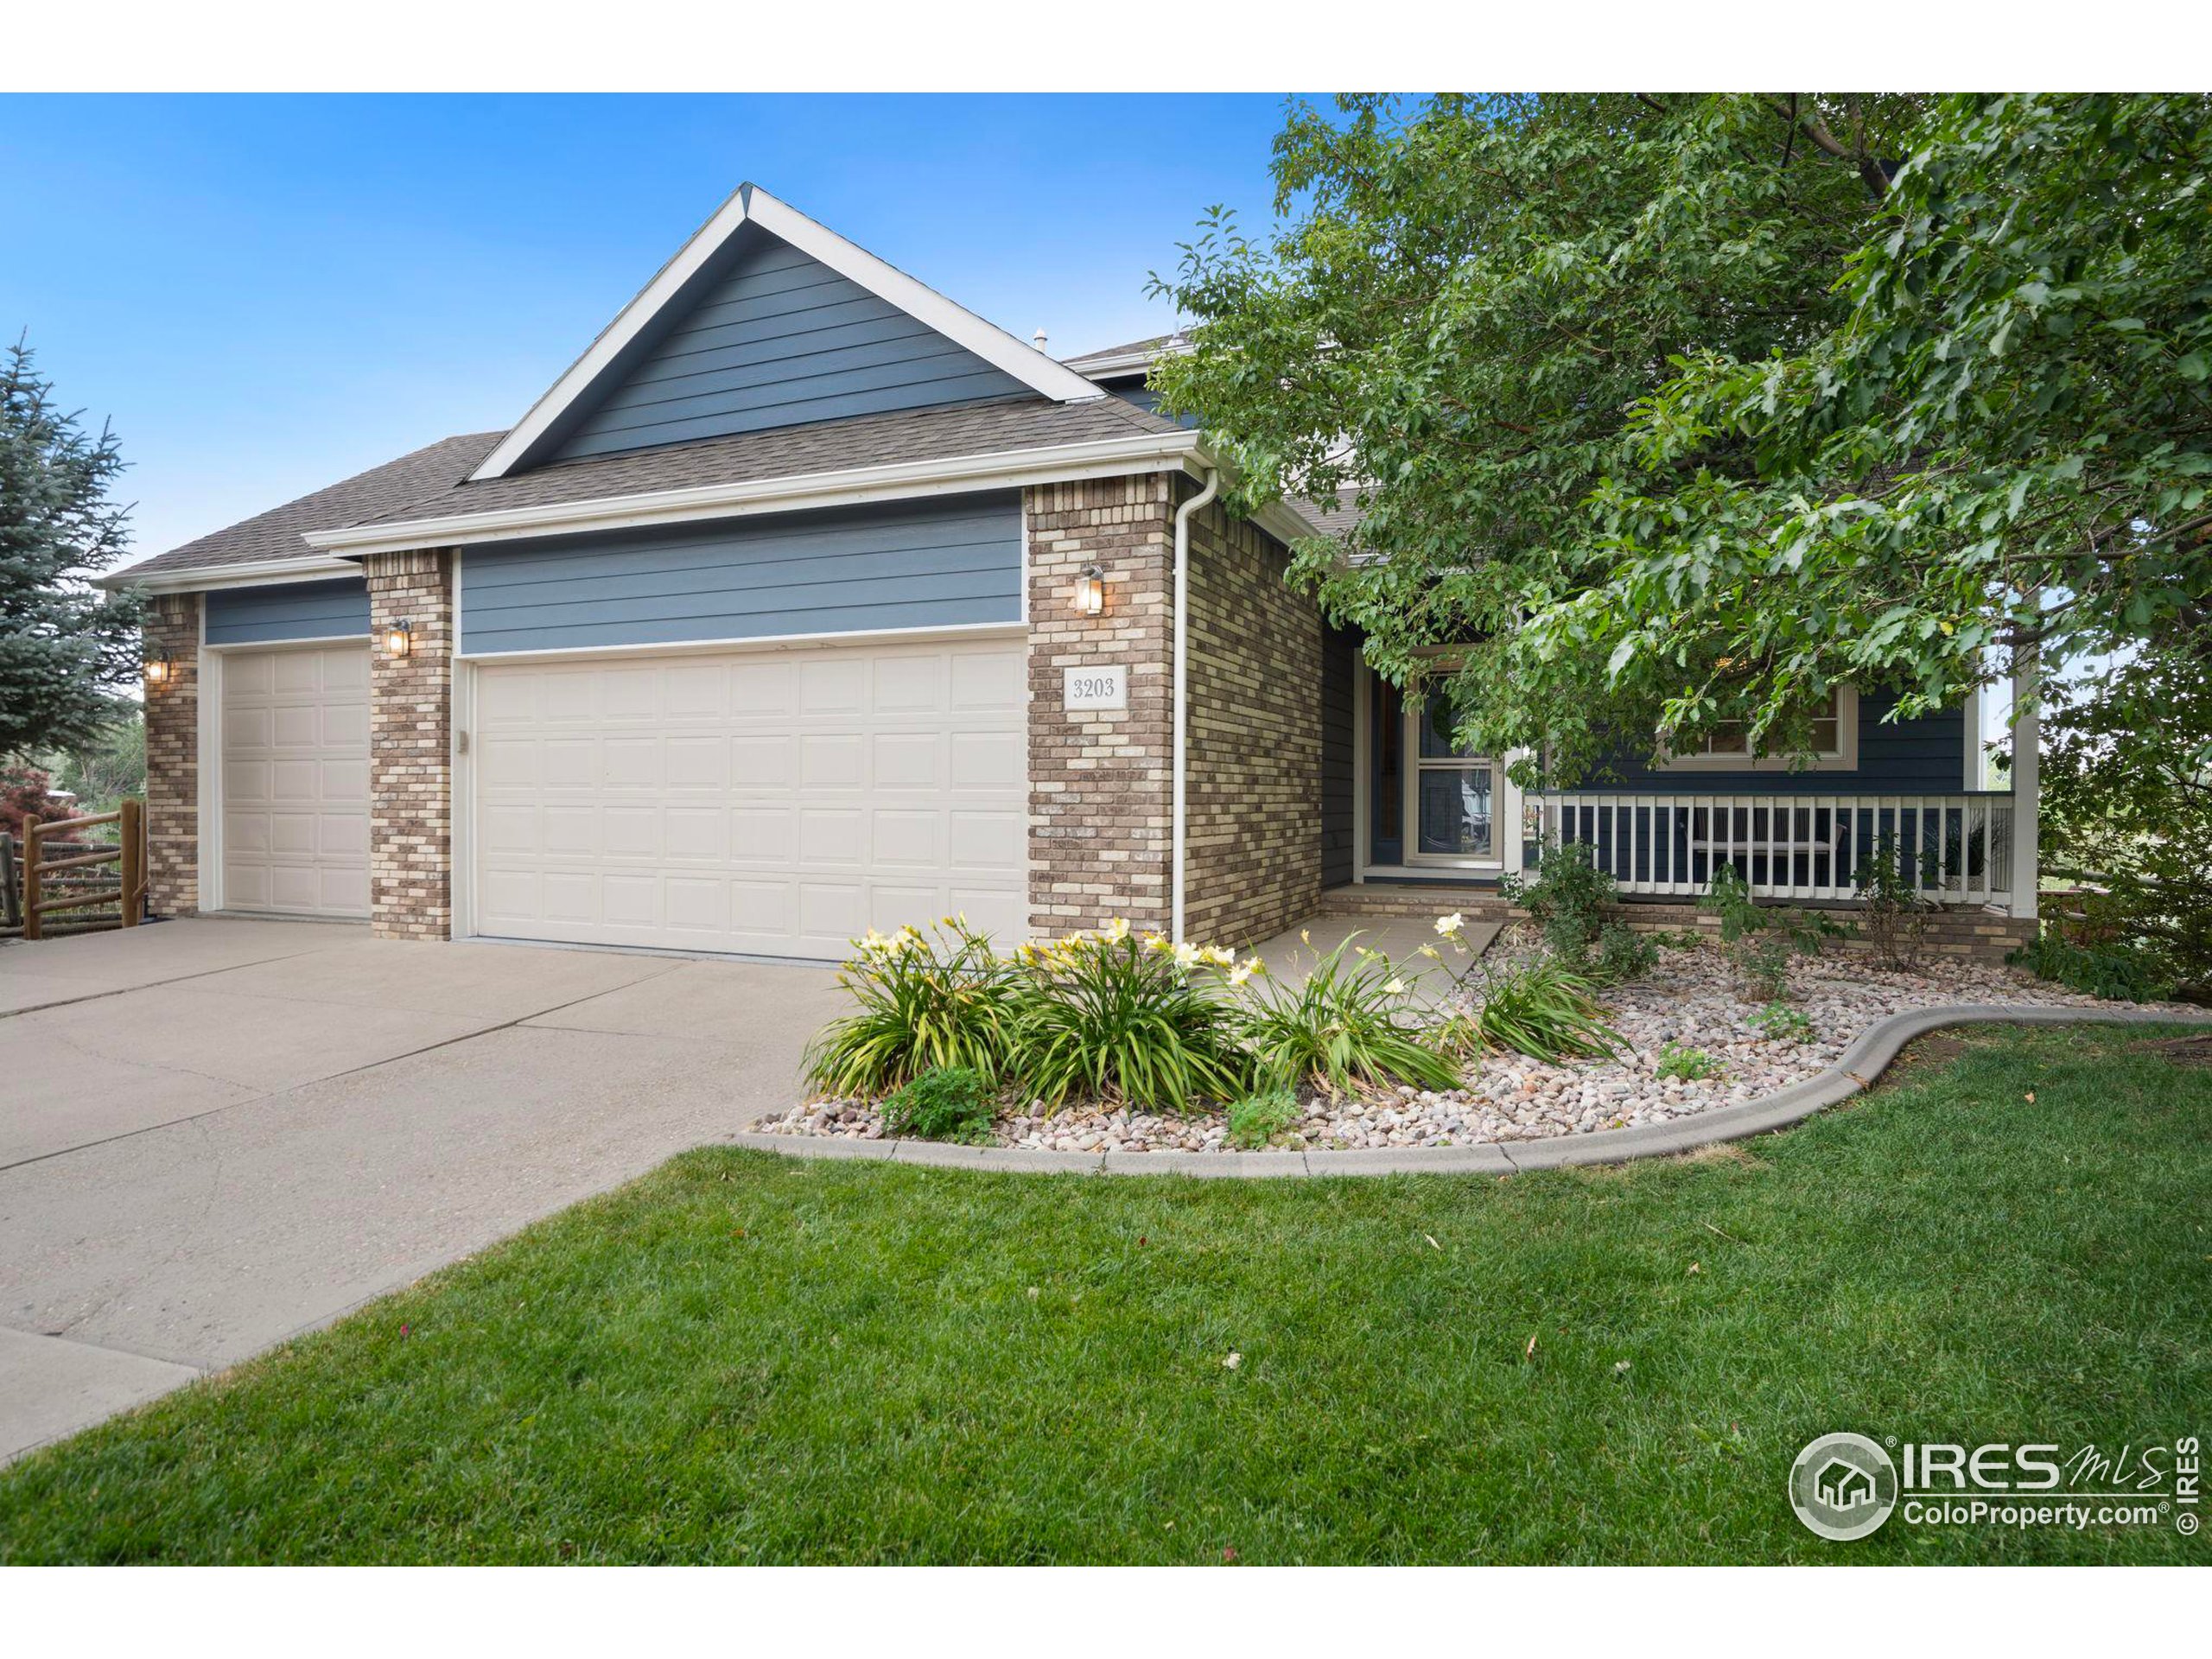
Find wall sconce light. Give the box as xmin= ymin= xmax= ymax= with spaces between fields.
xmin=1071 ymin=565 xmax=1104 ymax=616
xmin=383 ymin=619 xmax=414 ymax=658
xmin=143 ymin=657 xmax=175 ymax=687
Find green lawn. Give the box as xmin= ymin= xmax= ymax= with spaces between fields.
xmin=3 ymin=1022 xmax=2208 ymax=1564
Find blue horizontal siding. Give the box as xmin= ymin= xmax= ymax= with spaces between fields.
xmin=205 ymin=578 xmax=370 ymax=645
xmin=549 ymin=227 xmax=1031 ymax=462
xmin=1592 ymin=690 xmax=1967 ymax=793
xmin=459 ymin=492 xmax=1021 ymax=655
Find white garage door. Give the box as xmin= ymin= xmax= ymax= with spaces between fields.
xmin=469 ymin=636 xmax=1028 ymax=960
xmin=220 ymin=645 xmax=372 ymax=918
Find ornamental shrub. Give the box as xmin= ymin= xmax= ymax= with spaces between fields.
xmin=1006 ymin=925 xmax=1255 ymax=1113
xmin=803 ymin=918 xmax=1023 ymax=1096
xmin=882 ymin=1065 xmax=995 ymax=1143
xmin=1233 ymin=932 xmax=1462 ymax=1096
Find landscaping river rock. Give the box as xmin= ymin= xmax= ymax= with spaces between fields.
xmin=759 ymin=930 xmax=2200 ymax=1154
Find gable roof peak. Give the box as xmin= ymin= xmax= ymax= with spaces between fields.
xmin=471 ymin=181 xmax=1103 ymax=482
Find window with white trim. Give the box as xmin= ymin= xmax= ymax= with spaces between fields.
xmin=1658 ymin=683 xmax=1860 ymax=772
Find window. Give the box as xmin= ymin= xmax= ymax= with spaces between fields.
xmin=1658 ymin=683 xmax=1860 ymax=772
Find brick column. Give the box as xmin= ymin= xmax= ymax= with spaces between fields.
xmin=363 ymin=549 xmax=454 ymax=940
xmin=142 ymin=592 xmax=201 ymax=917
xmin=1182 ymin=492 xmax=1327 ymax=949
xmin=1024 ymin=475 xmax=1176 ymax=936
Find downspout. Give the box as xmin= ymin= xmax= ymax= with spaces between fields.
xmin=1171 ymin=467 xmax=1220 ymax=944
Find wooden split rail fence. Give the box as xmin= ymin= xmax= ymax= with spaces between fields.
xmin=2 ymin=798 xmax=147 ymax=940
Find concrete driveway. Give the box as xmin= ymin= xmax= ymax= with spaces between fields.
xmin=0 ymin=917 xmax=840 ymax=1464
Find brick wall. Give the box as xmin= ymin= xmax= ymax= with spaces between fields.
xmin=1181 ymin=488 xmax=1328 ymax=950
xmin=1320 ymin=883 xmax=2037 ymax=963
xmin=142 ymin=592 xmax=200 ymax=917
xmin=1023 ymin=475 xmax=1175 ymax=936
xmin=363 ymin=550 xmax=454 ymax=940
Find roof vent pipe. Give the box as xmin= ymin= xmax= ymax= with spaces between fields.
xmin=1032 ymin=327 xmax=1049 ymax=351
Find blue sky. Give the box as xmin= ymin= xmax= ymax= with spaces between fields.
xmin=0 ymin=94 xmax=1294 ymax=561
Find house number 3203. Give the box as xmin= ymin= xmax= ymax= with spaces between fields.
xmin=1063 ymin=665 xmax=1128 ymax=711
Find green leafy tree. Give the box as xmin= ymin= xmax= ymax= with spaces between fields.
xmin=2040 ymin=640 xmax=2211 ymax=989
xmin=1 ymin=334 xmax=143 ymax=760
xmin=1149 ymin=94 xmax=2212 ymax=785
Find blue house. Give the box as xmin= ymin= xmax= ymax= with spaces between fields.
xmin=105 ymin=184 xmax=2041 ymax=960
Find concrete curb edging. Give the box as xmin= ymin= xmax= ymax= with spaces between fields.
xmin=726 ymin=1005 xmax=2211 ymax=1179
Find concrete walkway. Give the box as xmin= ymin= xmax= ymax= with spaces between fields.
xmin=0 ymin=917 xmax=839 ymax=1464
xmin=1251 ymin=914 xmax=1500 ymax=995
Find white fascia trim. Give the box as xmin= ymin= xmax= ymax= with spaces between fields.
xmin=97 ymin=555 xmax=362 ymax=594
xmin=744 ymin=188 xmax=1104 ymax=407
xmin=470 ymin=182 xmax=1103 ymax=483
xmin=308 ymin=430 xmax=1205 ymax=557
xmin=202 ymin=633 xmax=370 ymax=651
xmin=1062 ymin=339 xmax=1190 ymax=378
xmin=1252 ymin=499 xmax=1325 ymax=547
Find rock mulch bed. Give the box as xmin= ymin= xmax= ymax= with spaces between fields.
xmin=758 ymin=929 xmax=2200 ymax=1155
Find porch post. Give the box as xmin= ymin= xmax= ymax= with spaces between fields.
xmin=2008 ymin=646 xmax=2040 ymax=920
xmin=1501 ymin=749 xmax=1529 ymax=877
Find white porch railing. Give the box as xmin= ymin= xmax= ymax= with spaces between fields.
xmin=1526 ymin=791 xmax=2017 ymax=907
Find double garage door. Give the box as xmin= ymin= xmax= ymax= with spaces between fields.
xmin=469 ymin=635 xmax=1029 ymax=960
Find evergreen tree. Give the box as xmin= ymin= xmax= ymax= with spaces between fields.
xmin=1 ymin=334 xmax=144 ymax=760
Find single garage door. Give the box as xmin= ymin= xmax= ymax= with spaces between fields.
xmin=220 ymin=645 xmax=372 ymax=917
xmin=470 ymin=635 xmax=1028 ymax=959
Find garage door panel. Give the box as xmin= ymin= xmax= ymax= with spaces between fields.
xmin=267 ymin=865 xmax=323 ymax=912
xmin=542 ymin=872 xmax=597 ymax=923
xmin=950 ymin=730 xmax=1021 ymax=790
xmin=800 ymin=734 xmax=863 ymax=789
xmin=664 ymin=663 xmax=728 ymax=717
xmin=874 ymin=733 xmax=940 ymax=789
xmin=321 ymin=702 xmax=369 ymax=747
xmin=321 ymin=867 xmax=370 ymax=913
xmin=471 ymin=638 xmax=1027 ymax=960
xmin=730 ymin=735 xmax=791 ymax=788
xmin=273 ymin=704 xmax=321 ymax=747
xmin=799 ymin=808 xmax=865 ymax=865
xmin=663 ymin=876 xmax=727 ymax=931
xmin=798 ymin=658 xmax=867 ymax=715
xmin=272 ymin=652 xmax=322 ymax=695
xmin=870 ymin=809 xmax=940 ymax=868
xmin=729 ymin=660 xmax=795 ymax=715
xmin=321 ymin=758 xmax=369 ymax=802
xmin=228 ymin=707 xmax=272 ymax=749
xmin=221 ymin=645 xmax=370 ymax=919
xmin=602 ymin=807 xmax=661 ymax=858
xmin=665 ymin=734 xmax=728 ymax=789
xmin=225 ymin=812 xmax=271 ymax=855
xmin=950 ymin=649 xmax=1023 ymax=710
xmin=949 ymin=810 xmax=1024 ymax=871
xmin=665 ymin=807 xmax=727 ymax=861
xmin=543 ymin=739 xmax=596 ymax=789
xmin=730 ymin=808 xmax=792 ymax=862
xmin=873 ymin=654 xmax=943 ymax=712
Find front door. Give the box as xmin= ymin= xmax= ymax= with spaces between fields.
xmin=1367 ymin=667 xmax=1516 ymax=873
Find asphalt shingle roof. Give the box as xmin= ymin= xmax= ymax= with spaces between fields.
xmin=357 ymin=395 xmax=1181 ymax=528
xmin=111 ymin=396 xmax=1188 ymax=582
xmin=1306 ymin=486 xmax=1367 ymax=543
xmin=113 ymin=432 xmax=503 ymax=580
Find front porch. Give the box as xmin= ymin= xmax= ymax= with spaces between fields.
xmin=1340 ymin=652 xmax=2040 ymax=931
